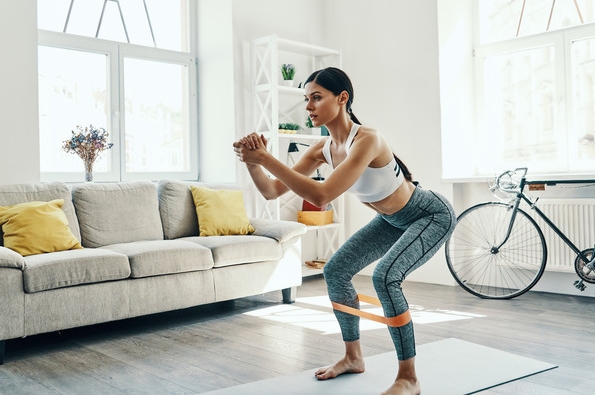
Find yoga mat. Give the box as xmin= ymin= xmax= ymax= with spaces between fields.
xmin=202 ymin=338 xmax=557 ymax=395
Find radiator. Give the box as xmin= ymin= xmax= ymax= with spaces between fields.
xmin=527 ymin=199 xmax=595 ymax=272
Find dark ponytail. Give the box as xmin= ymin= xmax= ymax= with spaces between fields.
xmin=306 ymin=67 xmax=413 ymax=182
xmin=347 ymin=108 xmax=361 ymax=124
xmin=393 ymin=154 xmax=413 ymax=182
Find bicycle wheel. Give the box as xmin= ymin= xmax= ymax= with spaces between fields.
xmin=445 ymin=202 xmax=547 ymax=299
xmin=575 ymin=248 xmax=595 ymax=284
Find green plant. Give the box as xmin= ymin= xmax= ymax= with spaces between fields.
xmin=281 ymin=64 xmax=295 ymax=80
xmin=278 ymin=122 xmax=300 ymax=130
xmin=305 ymin=116 xmax=314 ymax=128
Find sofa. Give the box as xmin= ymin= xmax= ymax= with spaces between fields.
xmin=0 ymin=179 xmax=307 ymax=364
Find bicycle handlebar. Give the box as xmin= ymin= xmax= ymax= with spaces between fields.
xmin=493 ymin=167 xmax=528 ymax=193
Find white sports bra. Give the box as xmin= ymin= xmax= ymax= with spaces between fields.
xmin=322 ymin=123 xmax=405 ymax=203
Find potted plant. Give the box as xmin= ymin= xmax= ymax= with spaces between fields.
xmin=281 ymin=63 xmax=295 ymax=87
xmin=305 ymin=116 xmax=321 ymax=135
xmin=278 ymin=122 xmax=301 ymax=134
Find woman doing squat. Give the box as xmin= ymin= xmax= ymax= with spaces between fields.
xmin=233 ymin=67 xmax=456 ymax=395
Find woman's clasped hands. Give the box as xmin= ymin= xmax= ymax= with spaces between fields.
xmin=233 ymin=132 xmax=268 ymax=165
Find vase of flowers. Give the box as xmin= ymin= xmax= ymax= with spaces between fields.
xmin=281 ymin=63 xmax=296 ymax=87
xmin=62 ymin=125 xmax=114 ymax=182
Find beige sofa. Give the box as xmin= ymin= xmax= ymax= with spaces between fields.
xmin=0 ymin=180 xmax=307 ymax=364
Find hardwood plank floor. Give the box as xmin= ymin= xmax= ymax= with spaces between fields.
xmin=1 ymin=274 xmax=594 ymax=394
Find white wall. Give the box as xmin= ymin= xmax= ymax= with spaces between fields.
xmin=437 ymin=0 xmax=476 ymax=180
xmin=231 ymin=0 xmax=327 ymax=187
xmin=0 ymin=0 xmax=40 ymax=185
xmin=197 ymin=0 xmax=237 ymax=183
xmin=321 ymin=0 xmax=455 ymax=284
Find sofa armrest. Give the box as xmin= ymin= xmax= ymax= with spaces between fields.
xmin=0 ymin=246 xmax=25 ymax=270
xmin=250 ymin=218 xmax=307 ymax=243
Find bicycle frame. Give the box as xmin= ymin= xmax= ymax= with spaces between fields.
xmin=498 ymin=171 xmax=594 ymax=268
xmin=445 ymin=168 xmax=595 ymax=297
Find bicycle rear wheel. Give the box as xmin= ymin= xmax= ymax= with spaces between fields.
xmin=445 ymin=202 xmax=547 ymax=299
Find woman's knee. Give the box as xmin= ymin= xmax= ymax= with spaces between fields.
xmin=322 ymin=258 xmax=338 ymax=279
xmin=372 ymin=263 xmax=404 ymax=292
xmin=323 ymin=257 xmax=355 ymax=288
xmin=322 ymin=258 xmax=344 ymax=285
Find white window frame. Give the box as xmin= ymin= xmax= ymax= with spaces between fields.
xmin=473 ymin=13 xmax=595 ymax=177
xmin=38 ymin=5 xmax=199 ymax=182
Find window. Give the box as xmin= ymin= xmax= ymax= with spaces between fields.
xmin=478 ymin=0 xmax=595 ymax=43
xmin=37 ymin=0 xmax=198 ymax=182
xmin=461 ymin=1 xmax=595 ymax=176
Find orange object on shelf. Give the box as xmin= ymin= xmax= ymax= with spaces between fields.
xmin=301 ymin=200 xmax=326 ymax=211
xmin=305 ymin=259 xmax=326 ymax=269
xmin=298 ymin=209 xmax=334 ymax=225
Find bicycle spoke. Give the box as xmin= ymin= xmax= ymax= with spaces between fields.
xmin=445 ymin=202 xmax=547 ymax=299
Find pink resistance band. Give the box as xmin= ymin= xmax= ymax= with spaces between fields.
xmin=331 ymin=294 xmax=412 ymax=327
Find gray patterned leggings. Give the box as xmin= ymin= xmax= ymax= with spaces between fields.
xmin=323 ymin=186 xmax=456 ymax=360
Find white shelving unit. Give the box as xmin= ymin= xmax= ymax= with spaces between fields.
xmin=250 ymin=35 xmax=344 ymax=277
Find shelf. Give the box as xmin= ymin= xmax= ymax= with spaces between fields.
xmin=251 ymin=35 xmax=343 ymax=278
xmin=278 ymin=133 xmax=326 ymax=141
xmin=305 ymin=222 xmax=342 ymax=231
xmin=255 ymin=84 xmax=304 ymax=95
xmin=302 ymin=264 xmax=324 ymax=277
xmin=276 ymin=37 xmax=340 ymax=57
xmin=279 ymin=85 xmax=304 ymax=94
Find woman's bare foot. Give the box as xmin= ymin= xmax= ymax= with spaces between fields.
xmin=381 ymin=357 xmax=420 ymax=395
xmin=314 ymin=355 xmax=365 ymax=380
xmin=315 ymin=340 xmax=365 ymax=380
xmin=380 ymin=377 xmax=420 ymax=395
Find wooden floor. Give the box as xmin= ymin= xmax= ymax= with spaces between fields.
xmin=1 ymin=274 xmax=595 ymax=395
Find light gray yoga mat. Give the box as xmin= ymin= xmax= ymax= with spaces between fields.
xmin=202 ymin=338 xmax=557 ymax=395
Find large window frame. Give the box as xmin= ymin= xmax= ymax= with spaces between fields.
xmin=38 ymin=4 xmax=199 ymax=182
xmin=471 ymin=8 xmax=595 ymax=178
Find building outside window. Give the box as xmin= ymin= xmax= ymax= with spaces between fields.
xmin=37 ymin=0 xmax=198 ymax=182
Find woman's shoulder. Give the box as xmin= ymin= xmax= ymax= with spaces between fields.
xmin=353 ymin=125 xmax=383 ymax=145
xmin=352 ymin=125 xmax=392 ymax=161
xmin=355 ymin=124 xmax=381 ymax=138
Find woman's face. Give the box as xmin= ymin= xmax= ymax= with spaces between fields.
xmin=304 ymin=82 xmax=344 ymax=127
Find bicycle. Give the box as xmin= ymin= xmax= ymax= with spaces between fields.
xmin=445 ymin=167 xmax=595 ymax=299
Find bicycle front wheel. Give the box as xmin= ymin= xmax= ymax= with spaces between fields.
xmin=445 ymin=202 xmax=547 ymax=299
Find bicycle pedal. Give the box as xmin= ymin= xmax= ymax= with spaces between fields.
xmin=573 ymin=280 xmax=586 ymax=291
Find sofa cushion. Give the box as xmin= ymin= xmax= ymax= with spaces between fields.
xmin=158 ymin=180 xmax=247 ymax=240
xmin=72 ymin=181 xmax=164 ymax=248
xmin=0 ymin=246 xmax=26 ymax=270
xmin=190 ymin=186 xmax=255 ymax=236
xmin=250 ymin=218 xmax=307 ymax=243
xmin=0 ymin=182 xmax=81 ymax=243
xmin=101 ymin=239 xmax=214 ymax=278
xmin=23 ymin=248 xmax=131 ymax=293
xmin=0 ymin=199 xmax=83 ymax=256
xmin=182 ymin=235 xmax=282 ymax=268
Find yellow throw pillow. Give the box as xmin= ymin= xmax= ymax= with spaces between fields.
xmin=190 ymin=186 xmax=255 ymax=236
xmin=0 ymin=199 xmax=83 ymax=256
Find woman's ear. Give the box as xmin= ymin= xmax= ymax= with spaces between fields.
xmin=338 ymin=90 xmax=349 ymax=106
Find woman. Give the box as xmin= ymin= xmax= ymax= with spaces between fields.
xmin=233 ymin=67 xmax=456 ymax=395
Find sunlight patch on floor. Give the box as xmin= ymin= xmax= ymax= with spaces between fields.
xmin=243 ymin=295 xmax=485 ymax=335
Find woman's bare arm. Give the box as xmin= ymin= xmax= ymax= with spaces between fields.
xmin=236 ymin=131 xmax=383 ymax=207
xmin=234 ymin=135 xmax=327 ymax=200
